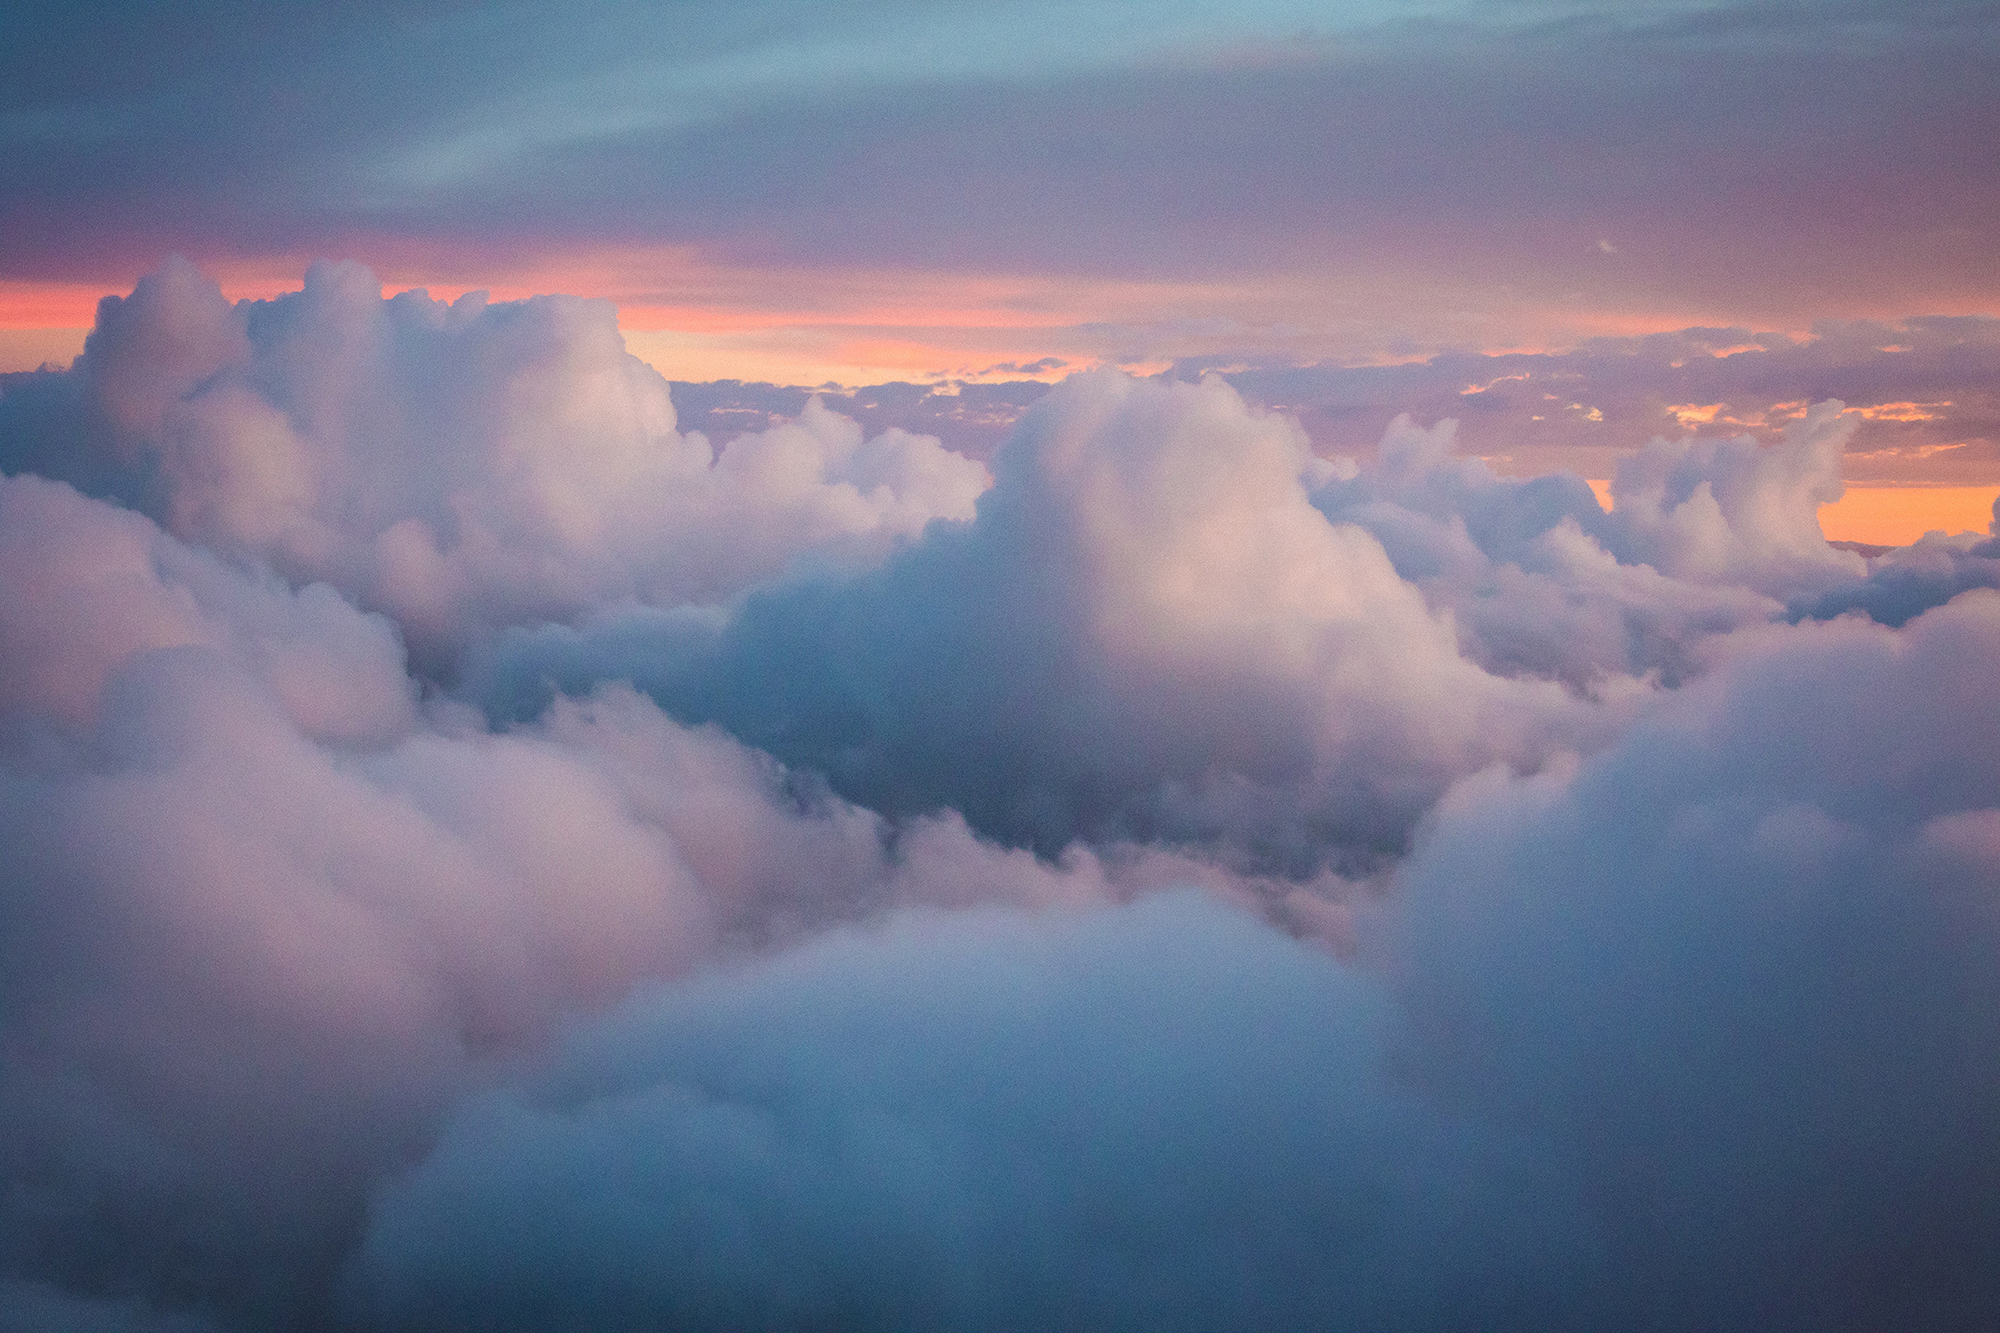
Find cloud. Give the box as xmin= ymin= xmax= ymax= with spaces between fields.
xmin=1 ymin=261 xmax=1998 ymax=1330
xmin=1305 ymin=413 xmax=1782 ymax=685
xmin=654 ymin=316 xmax=2000 ymax=489
xmin=5 ymin=0 xmax=1997 ymax=350
xmin=1792 ymin=500 xmax=2000 ymax=626
xmin=0 ymin=471 xmax=1238 ymax=1327
xmin=350 ymin=894 xmax=1595 ymax=1333
xmin=0 ymin=259 xmax=989 ymax=669
xmin=1599 ymin=400 xmax=1864 ymax=596
xmin=1197 ymin=316 xmax=2000 ymax=485
xmin=0 ymin=471 xmax=413 ymax=742
xmin=1393 ymin=589 xmax=2000 ymax=1327
xmin=353 ymin=590 xmax=2000 ymax=1332
xmin=477 ymin=371 xmax=1609 ymax=869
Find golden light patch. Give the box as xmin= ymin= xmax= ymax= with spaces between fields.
xmin=1666 ymin=403 xmax=1726 ymax=428
xmin=1584 ymin=480 xmax=1997 ymax=547
xmin=1852 ymin=401 xmax=1952 ymax=422
xmin=1819 ymin=487 xmax=2000 ymax=546
xmin=0 ymin=327 xmax=89 ymax=373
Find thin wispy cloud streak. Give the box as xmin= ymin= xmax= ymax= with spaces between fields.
xmin=0 ymin=259 xmax=1996 ymax=1329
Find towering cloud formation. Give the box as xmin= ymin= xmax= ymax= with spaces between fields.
xmin=0 ymin=262 xmax=1995 ymax=1330
xmin=481 ymin=373 xmax=1615 ymax=867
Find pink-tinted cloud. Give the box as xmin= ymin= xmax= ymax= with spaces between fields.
xmin=0 ymin=257 xmax=1997 ymax=1330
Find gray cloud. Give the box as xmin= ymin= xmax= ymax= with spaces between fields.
xmin=352 ymin=587 xmax=2000 ymax=1333
xmin=351 ymin=592 xmax=2000 ymax=1333
xmin=1791 ymin=502 xmax=2000 ymax=627
xmin=1394 ymin=588 xmax=2000 ymax=1328
xmin=350 ymin=894 xmax=1597 ymax=1332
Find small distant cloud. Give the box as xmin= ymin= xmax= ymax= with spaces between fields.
xmin=972 ymin=356 xmax=1070 ymax=378
xmin=1596 ymin=238 xmax=1618 ymax=254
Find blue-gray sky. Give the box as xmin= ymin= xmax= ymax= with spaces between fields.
xmin=4 ymin=0 xmax=1997 ymax=386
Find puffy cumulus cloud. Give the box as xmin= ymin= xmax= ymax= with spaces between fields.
xmin=1309 ymin=399 xmax=1867 ymax=629
xmin=1602 ymin=401 xmax=1864 ymax=597
xmin=0 ymin=477 xmax=1226 ymax=1328
xmin=1393 ymin=588 xmax=2000 ymax=1329
xmin=0 ymin=259 xmax=990 ymax=668
xmin=345 ymin=585 xmax=2000 ymax=1333
xmin=0 ymin=473 xmax=413 ymax=743
xmin=349 ymin=894 xmax=1595 ymax=1333
xmin=479 ymin=372 xmax=1608 ymax=870
xmin=1308 ymin=414 xmax=1778 ymax=686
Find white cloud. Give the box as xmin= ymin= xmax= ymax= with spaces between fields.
xmin=481 ymin=371 xmax=1611 ymax=867
xmin=2 ymin=262 xmax=1997 ymax=1330
xmin=17 ymin=259 xmax=988 ymax=667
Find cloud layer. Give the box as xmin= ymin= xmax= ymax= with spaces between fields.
xmin=663 ymin=314 xmax=2000 ymax=491
xmin=0 ymin=262 xmax=1996 ymax=1329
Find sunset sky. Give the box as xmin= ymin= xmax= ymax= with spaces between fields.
xmin=5 ymin=6 xmax=2000 ymax=1331
xmin=5 ymin=0 xmax=1998 ymax=541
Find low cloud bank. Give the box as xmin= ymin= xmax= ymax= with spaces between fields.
xmin=650 ymin=316 xmax=2000 ymax=488
xmin=0 ymin=263 xmax=1996 ymax=1329
xmin=1396 ymin=589 xmax=2000 ymax=1329
xmin=352 ymin=894 xmax=1595 ymax=1332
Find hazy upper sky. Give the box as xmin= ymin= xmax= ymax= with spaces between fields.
xmin=4 ymin=0 xmax=1997 ymax=384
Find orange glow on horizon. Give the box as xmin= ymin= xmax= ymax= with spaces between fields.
xmin=1585 ymin=479 xmax=2000 ymax=549
xmin=0 ymin=250 xmax=1252 ymax=383
xmin=1817 ymin=487 xmax=2000 ymax=547
xmin=0 ymin=241 xmax=1841 ymax=384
